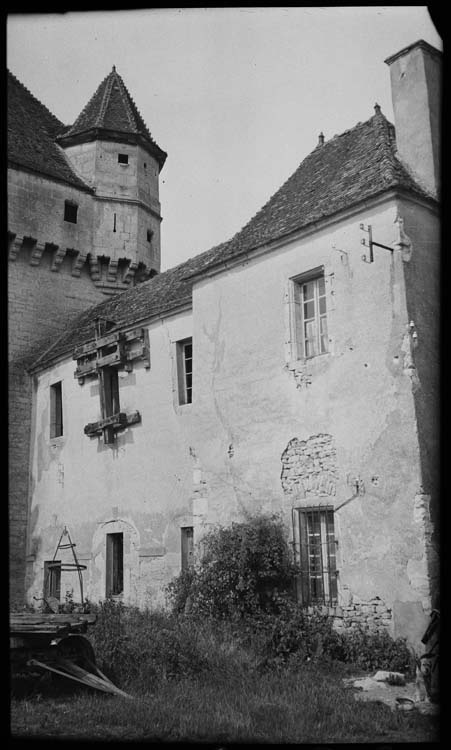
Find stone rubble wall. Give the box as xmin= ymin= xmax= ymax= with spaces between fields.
xmin=310 ymin=595 xmax=393 ymax=633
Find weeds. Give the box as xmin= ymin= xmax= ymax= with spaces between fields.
xmin=10 ymin=513 xmax=430 ymax=741
xmin=11 ymin=665 xmax=438 ymax=743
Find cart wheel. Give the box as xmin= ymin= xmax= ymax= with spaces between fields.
xmin=55 ymin=635 xmax=96 ymax=670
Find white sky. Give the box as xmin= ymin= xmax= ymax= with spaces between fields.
xmin=7 ymin=7 xmax=441 ymax=271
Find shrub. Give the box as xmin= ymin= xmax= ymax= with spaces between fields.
xmin=240 ymin=600 xmax=342 ymax=670
xmin=332 ymin=627 xmax=413 ymax=674
xmin=166 ymin=513 xmax=297 ymax=619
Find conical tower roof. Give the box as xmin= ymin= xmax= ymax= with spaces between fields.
xmin=57 ymin=66 xmax=166 ymax=169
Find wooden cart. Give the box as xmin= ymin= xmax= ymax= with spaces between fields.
xmin=10 ymin=612 xmax=131 ymax=698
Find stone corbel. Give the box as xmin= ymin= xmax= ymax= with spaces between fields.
xmin=9 ymin=234 xmax=22 ymax=261
xmin=89 ymin=255 xmax=101 ymax=282
xmin=107 ymin=258 xmax=119 ymax=283
xmin=122 ymin=260 xmax=138 ymax=285
xmin=29 ymin=241 xmax=45 ymax=266
xmin=393 ymin=214 xmax=412 ymax=262
xmin=50 ymin=244 xmax=66 ymax=272
xmin=71 ymin=250 xmax=87 ymax=277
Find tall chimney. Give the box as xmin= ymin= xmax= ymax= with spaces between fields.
xmin=385 ymin=40 xmax=441 ymax=198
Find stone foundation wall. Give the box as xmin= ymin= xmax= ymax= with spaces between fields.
xmin=333 ymin=595 xmax=393 ymax=633
xmin=311 ymin=595 xmax=393 ymax=634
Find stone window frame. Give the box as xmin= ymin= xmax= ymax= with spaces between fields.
xmin=50 ymin=380 xmax=63 ymax=439
xmin=176 ymin=337 xmax=193 ymax=406
xmin=43 ymin=559 xmax=61 ymax=602
xmin=106 ymin=532 xmax=124 ymax=597
xmin=92 ymin=518 xmax=140 ymax=605
xmin=118 ymin=153 xmax=129 ymax=165
xmin=64 ymin=200 xmax=78 ymax=224
xmin=292 ymin=504 xmax=338 ymax=607
xmin=181 ymin=526 xmax=194 ymax=571
xmin=287 ymin=266 xmax=329 ymax=362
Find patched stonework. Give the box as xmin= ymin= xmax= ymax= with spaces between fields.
xmin=281 ymin=434 xmax=338 ymax=499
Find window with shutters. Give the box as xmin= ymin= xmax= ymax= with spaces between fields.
xmin=50 ymin=381 xmax=63 ymax=438
xmin=290 ymin=270 xmax=328 ymax=360
xmin=293 ymin=506 xmax=338 ymax=606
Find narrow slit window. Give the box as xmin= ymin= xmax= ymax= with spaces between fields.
xmin=147 ymin=229 xmax=153 ymax=243
xmin=181 ymin=527 xmax=194 ymax=571
xmin=296 ymin=506 xmax=337 ymax=607
xmin=176 ymin=338 xmax=192 ymax=405
xmin=64 ymin=201 xmax=78 ymax=224
xmin=113 ymin=213 xmax=117 ymax=232
xmin=106 ymin=533 xmax=124 ymax=596
xmin=118 ymin=153 xmax=129 ymax=164
xmin=50 ymin=381 xmax=63 ymax=438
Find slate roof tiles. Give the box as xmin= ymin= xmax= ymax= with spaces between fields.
xmin=58 ymin=67 xmax=167 ymax=168
xmin=7 ymin=70 xmax=92 ymax=191
xmin=30 ymin=241 xmax=230 ymax=371
xmin=18 ymin=89 xmax=434 ymax=371
xmin=189 ymin=107 xmax=432 ymax=275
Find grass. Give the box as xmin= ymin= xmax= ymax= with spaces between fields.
xmin=11 ymin=662 xmax=438 ymax=743
xmin=10 ymin=600 xmax=438 ymax=743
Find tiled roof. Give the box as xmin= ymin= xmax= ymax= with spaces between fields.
xmin=185 ymin=106 xmax=433 ymax=276
xmin=30 ymin=241 xmax=230 ymax=371
xmin=30 ymin=106 xmax=434 ymax=372
xmin=7 ymin=71 xmax=92 ymax=191
xmin=57 ymin=67 xmax=167 ymax=169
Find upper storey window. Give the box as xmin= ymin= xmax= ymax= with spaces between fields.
xmin=290 ymin=271 xmax=328 ymax=360
xmin=64 ymin=201 xmax=78 ymax=224
xmin=176 ymin=338 xmax=193 ymax=405
xmin=118 ymin=153 xmax=129 ymax=165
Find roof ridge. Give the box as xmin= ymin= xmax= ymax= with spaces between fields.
xmin=64 ymin=70 xmax=111 ymax=137
xmin=370 ymin=104 xmax=399 ymax=184
xmin=113 ymin=71 xmax=138 ymax=133
xmin=7 ymin=69 xmax=64 ymax=131
xmin=96 ymin=70 xmax=115 ymax=128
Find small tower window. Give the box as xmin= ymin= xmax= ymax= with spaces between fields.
xmin=113 ymin=213 xmax=117 ymax=233
xmin=118 ymin=153 xmax=129 ymax=165
xmin=147 ymin=229 xmax=153 ymax=243
xmin=64 ymin=201 xmax=78 ymax=224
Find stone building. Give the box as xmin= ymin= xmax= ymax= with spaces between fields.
xmin=8 ymin=40 xmax=440 ymax=648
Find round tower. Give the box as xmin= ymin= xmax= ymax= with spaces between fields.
xmin=57 ymin=66 xmax=167 ymax=289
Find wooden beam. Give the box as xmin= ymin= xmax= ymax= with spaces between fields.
xmin=73 ymin=341 xmax=97 ymax=359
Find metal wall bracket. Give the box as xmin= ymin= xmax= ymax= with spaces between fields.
xmin=360 ymin=224 xmax=394 ymax=263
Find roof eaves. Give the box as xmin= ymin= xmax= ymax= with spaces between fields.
xmin=29 ymin=295 xmax=194 ymax=374
xmin=183 ymin=182 xmax=435 ymax=282
xmin=8 ymin=160 xmax=94 ymax=193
